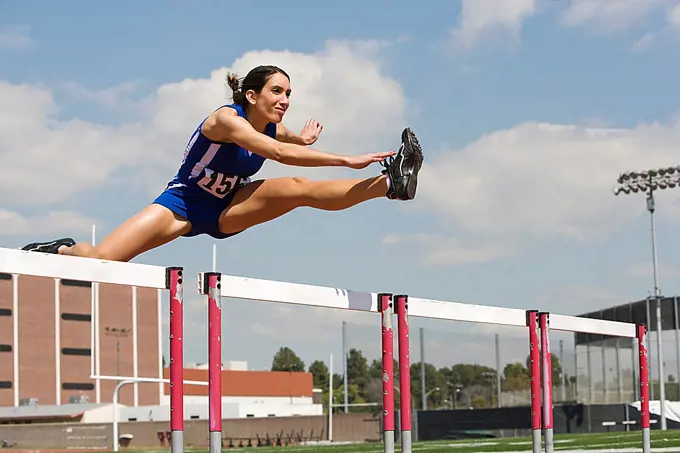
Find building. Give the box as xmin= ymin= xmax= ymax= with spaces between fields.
xmin=0 ymin=272 xmax=161 ymax=408
xmin=0 ymin=366 xmax=321 ymax=424
xmin=0 ymin=272 xmax=321 ymax=421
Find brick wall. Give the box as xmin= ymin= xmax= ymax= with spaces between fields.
xmin=0 ymin=413 xmax=382 ymax=449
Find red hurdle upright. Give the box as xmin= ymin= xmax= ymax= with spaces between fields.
xmin=638 ymin=324 xmax=650 ymax=453
xmin=167 ymin=267 xmax=184 ymax=453
xmin=205 ymin=272 xmax=222 ymax=453
xmin=395 ymin=295 xmax=412 ymax=453
xmin=527 ymin=310 xmax=541 ymax=453
xmin=379 ymin=293 xmax=395 ymax=453
xmin=539 ymin=312 xmax=554 ymax=453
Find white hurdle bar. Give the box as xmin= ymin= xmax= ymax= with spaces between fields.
xmin=197 ymin=272 xmax=650 ymax=453
xmin=0 ymin=248 xmax=187 ymax=453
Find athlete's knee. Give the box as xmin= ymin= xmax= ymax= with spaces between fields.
xmin=284 ymin=177 xmax=313 ymax=205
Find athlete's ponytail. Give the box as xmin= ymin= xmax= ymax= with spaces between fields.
xmin=226 ymin=72 xmax=245 ymax=105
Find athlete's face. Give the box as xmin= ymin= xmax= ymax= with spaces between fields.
xmin=249 ymin=73 xmax=291 ymax=124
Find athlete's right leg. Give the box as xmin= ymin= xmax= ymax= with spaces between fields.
xmin=22 ymin=204 xmax=192 ymax=263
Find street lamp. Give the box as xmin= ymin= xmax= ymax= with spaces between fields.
xmin=613 ymin=165 xmax=680 ymax=431
xmin=105 ymin=326 xmax=131 ymax=376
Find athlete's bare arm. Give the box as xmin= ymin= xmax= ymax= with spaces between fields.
xmin=275 ymin=120 xmax=322 ymax=146
xmin=201 ymin=108 xmax=394 ymax=169
xmin=200 ymin=108 xmax=339 ymax=167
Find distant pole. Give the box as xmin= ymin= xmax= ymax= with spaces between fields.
xmin=343 ymin=321 xmax=348 ymax=413
xmin=613 ymin=166 xmax=680 ymax=431
xmin=212 ymin=244 xmax=217 ymax=271
xmin=328 ymin=352 xmax=333 ymax=442
xmin=495 ymin=334 xmax=502 ymax=407
xmin=420 ymin=327 xmax=426 ymax=410
xmin=560 ymin=340 xmax=566 ymax=401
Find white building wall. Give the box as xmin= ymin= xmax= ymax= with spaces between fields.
xmin=81 ymin=404 xmax=117 ymax=423
xmin=159 ymin=395 xmax=314 ymax=406
xmin=102 ymin=396 xmax=322 ymax=424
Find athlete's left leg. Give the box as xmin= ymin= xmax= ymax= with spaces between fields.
xmin=218 ymin=175 xmax=389 ymax=234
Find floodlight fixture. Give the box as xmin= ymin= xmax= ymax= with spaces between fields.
xmin=614 ymin=165 xmax=680 ymax=197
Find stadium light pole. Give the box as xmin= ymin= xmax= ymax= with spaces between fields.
xmin=614 ymin=165 xmax=680 ymax=431
xmin=105 ymin=326 xmax=131 ymax=376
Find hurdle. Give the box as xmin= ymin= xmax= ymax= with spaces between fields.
xmin=0 ymin=247 xmax=650 ymax=453
xmin=196 ymin=271 xmax=650 ymax=453
xmin=0 ymin=248 xmax=190 ymax=453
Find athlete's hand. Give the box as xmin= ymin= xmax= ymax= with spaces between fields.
xmin=299 ymin=119 xmax=323 ymax=145
xmin=345 ymin=150 xmax=396 ymax=169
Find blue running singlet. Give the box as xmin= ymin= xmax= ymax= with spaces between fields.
xmin=153 ymin=103 xmax=278 ymax=239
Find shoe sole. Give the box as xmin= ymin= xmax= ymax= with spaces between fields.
xmin=21 ymin=238 xmax=74 ymax=253
xmin=402 ymin=128 xmax=424 ymax=200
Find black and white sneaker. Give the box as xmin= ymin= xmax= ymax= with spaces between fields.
xmin=381 ymin=127 xmax=424 ymax=200
xmin=21 ymin=238 xmax=76 ymax=254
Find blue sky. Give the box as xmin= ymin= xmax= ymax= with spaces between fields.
xmin=2 ymin=0 xmax=680 ymax=384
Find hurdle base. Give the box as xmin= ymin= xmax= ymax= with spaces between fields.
xmin=642 ymin=427 xmax=650 ymax=453
xmin=171 ymin=430 xmax=183 ymax=453
xmin=531 ymin=429 xmax=541 ymax=453
xmin=400 ymin=430 xmax=412 ymax=453
xmin=209 ymin=431 xmax=221 ymax=453
xmin=383 ymin=430 xmax=394 ymax=453
xmin=544 ymin=428 xmax=554 ymax=453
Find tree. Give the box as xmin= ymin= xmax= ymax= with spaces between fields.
xmin=308 ymin=360 xmax=329 ymax=390
xmin=502 ymin=362 xmax=530 ymax=391
xmin=347 ymin=348 xmax=370 ymax=393
xmin=271 ymin=347 xmax=305 ymax=372
xmin=410 ymin=362 xmax=447 ymax=409
xmin=525 ymin=352 xmax=562 ymax=385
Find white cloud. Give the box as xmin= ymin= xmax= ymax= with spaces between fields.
xmin=416 ymin=119 xmax=680 ymax=251
xmin=0 ymin=39 xmax=407 ymax=207
xmin=382 ymin=233 xmax=517 ymax=266
xmin=0 ymin=25 xmax=35 ymax=51
xmin=632 ymin=2 xmax=680 ymax=51
xmin=0 ymin=81 xmax=150 ymax=204
xmin=563 ymin=0 xmax=680 ymax=46
xmin=0 ymin=209 xmax=98 ymax=237
xmin=562 ymin=0 xmax=678 ymax=35
xmin=449 ymin=0 xmax=537 ymax=51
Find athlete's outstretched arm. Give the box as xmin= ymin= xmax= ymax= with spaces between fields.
xmin=203 ymin=108 xmax=393 ymax=169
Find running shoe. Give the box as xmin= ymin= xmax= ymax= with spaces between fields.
xmin=381 ymin=127 xmax=424 ymax=200
xmin=21 ymin=238 xmax=75 ymax=254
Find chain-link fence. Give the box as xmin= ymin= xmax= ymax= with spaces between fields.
xmin=340 ymin=317 xmax=653 ymax=411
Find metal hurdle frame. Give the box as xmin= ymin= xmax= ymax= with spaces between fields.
xmin=0 ymin=249 xmax=649 ymax=453
xmin=194 ymin=271 xmax=649 ymax=453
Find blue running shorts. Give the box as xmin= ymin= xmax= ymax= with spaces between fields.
xmin=153 ymin=184 xmax=244 ymax=239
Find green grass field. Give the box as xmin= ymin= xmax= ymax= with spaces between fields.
xmin=119 ymin=429 xmax=680 ymax=453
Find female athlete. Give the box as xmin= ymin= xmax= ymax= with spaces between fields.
xmin=21 ymin=65 xmax=423 ymax=262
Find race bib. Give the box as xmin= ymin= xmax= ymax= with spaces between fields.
xmin=197 ymin=169 xmax=247 ymax=198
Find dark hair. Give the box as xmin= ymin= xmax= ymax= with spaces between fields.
xmin=226 ymin=65 xmax=290 ymax=106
